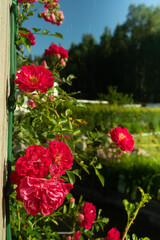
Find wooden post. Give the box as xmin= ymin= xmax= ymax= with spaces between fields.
xmin=0 ymin=0 xmax=12 ymax=238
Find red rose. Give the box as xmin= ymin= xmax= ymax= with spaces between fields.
xmin=106 ymin=227 xmax=121 ymax=240
xmin=59 ymin=46 xmax=68 ymax=58
xmin=19 ymin=176 xmax=73 ymax=215
xmin=47 ymin=140 xmax=73 ymax=176
xmin=15 ymin=145 xmax=52 ymax=179
xmin=44 ymin=44 xmax=59 ymax=56
xmin=73 ymin=232 xmax=82 ymax=240
xmin=15 ymin=64 xmax=54 ymax=93
xmin=109 ymin=126 xmax=134 ymax=151
xmin=44 ymin=44 xmax=68 ymax=59
xmin=21 ymin=30 xmax=36 ymax=46
xmin=80 ymin=202 xmax=96 ymax=229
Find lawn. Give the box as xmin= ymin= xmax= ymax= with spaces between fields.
xmin=134 ymin=133 xmax=160 ymax=159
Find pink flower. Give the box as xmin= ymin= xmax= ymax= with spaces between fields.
xmin=78 ymin=214 xmax=84 ymax=222
xmin=109 ymin=126 xmax=134 ymax=151
xmin=49 ymin=95 xmax=54 ymax=101
xmin=47 ymin=140 xmax=73 ymax=176
xmin=106 ymin=227 xmax=121 ymax=240
xmin=42 ymin=9 xmax=64 ymax=25
xmin=19 ymin=176 xmax=73 ymax=215
xmin=28 ymin=100 xmax=36 ymax=108
xmin=18 ymin=0 xmax=37 ymax=2
xmin=21 ymin=30 xmax=36 ymax=46
xmin=15 ymin=145 xmax=52 ymax=179
xmin=73 ymin=232 xmax=82 ymax=240
xmin=60 ymin=59 xmax=66 ymax=67
xmin=80 ymin=202 xmax=96 ymax=229
xmin=15 ymin=64 xmax=54 ymax=93
xmin=41 ymin=60 xmax=48 ymax=68
xmin=70 ymin=197 xmax=75 ymax=204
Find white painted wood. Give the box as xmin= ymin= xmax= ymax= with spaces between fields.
xmin=0 ymin=0 xmax=11 ymax=238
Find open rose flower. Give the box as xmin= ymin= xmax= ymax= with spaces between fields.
xmin=106 ymin=227 xmax=121 ymax=240
xmin=44 ymin=44 xmax=68 ymax=59
xmin=14 ymin=145 xmax=52 ymax=179
xmin=109 ymin=126 xmax=134 ymax=151
xmin=73 ymin=232 xmax=82 ymax=240
xmin=47 ymin=140 xmax=73 ymax=176
xmin=15 ymin=64 xmax=54 ymax=93
xmin=80 ymin=202 xmax=96 ymax=229
xmin=18 ymin=176 xmax=73 ymax=215
xmin=21 ymin=30 xmax=36 ymax=46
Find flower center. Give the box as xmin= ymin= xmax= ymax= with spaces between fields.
xmin=119 ymin=133 xmax=126 ymax=141
xmin=30 ymin=76 xmax=39 ymax=83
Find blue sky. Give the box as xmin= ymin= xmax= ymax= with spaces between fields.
xmin=23 ymin=0 xmax=160 ymax=57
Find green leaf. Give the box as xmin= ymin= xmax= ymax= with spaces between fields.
xmin=72 ymin=169 xmax=82 ymax=180
xmin=51 ymin=219 xmax=58 ymax=226
xmin=66 ymin=170 xmax=76 ymax=185
xmin=101 ymin=217 xmax=109 ymax=224
xmin=50 ymin=32 xmax=63 ymax=39
xmin=27 ymin=11 xmax=34 ymax=16
xmin=41 ymin=29 xmax=51 ymax=35
xmin=95 ymin=168 xmax=105 ymax=186
xmin=32 ymin=27 xmax=41 ymax=33
xmin=27 ymin=220 xmax=33 ymax=230
xmin=63 ymin=204 xmax=67 ymax=214
xmin=132 ymin=234 xmax=138 ymax=240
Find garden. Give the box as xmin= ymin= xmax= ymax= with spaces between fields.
xmin=8 ymin=0 xmax=160 ymax=240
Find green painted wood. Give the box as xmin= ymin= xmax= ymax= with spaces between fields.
xmin=6 ymin=1 xmax=17 ymax=239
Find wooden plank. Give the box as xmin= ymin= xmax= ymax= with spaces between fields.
xmin=0 ymin=0 xmax=11 ymax=238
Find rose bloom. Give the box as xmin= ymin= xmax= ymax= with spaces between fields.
xmin=28 ymin=100 xmax=36 ymax=108
xmin=18 ymin=0 xmax=37 ymax=2
xmin=47 ymin=140 xmax=73 ymax=176
xmin=109 ymin=126 xmax=134 ymax=151
xmin=73 ymin=232 xmax=82 ymax=240
xmin=15 ymin=64 xmax=54 ymax=93
xmin=19 ymin=176 xmax=73 ymax=215
xmin=44 ymin=44 xmax=68 ymax=59
xmin=106 ymin=227 xmax=121 ymax=240
xmin=15 ymin=145 xmax=52 ymax=179
xmin=21 ymin=30 xmax=36 ymax=46
xmin=80 ymin=202 xmax=96 ymax=229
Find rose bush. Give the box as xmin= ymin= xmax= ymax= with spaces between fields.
xmin=9 ymin=0 xmax=152 ymax=239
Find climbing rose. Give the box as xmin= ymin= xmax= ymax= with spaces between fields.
xmin=18 ymin=0 xmax=37 ymax=2
xmin=47 ymin=140 xmax=73 ymax=176
xmin=21 ymin=30 xmax=36 ymax=46
xmin=80 ymin=202 xmax=96 ymax=229
xmin=106 ymin=227 xmax=121 ymax=240
xmin=15 ymin=145 xmax=52 ymax=179
xmin=15 ymin=64 xmax=54 ymax=93
xmin=19 ymin=176 xmax=73 ymax=215
xmin=73 ymin=232 xmax=82 ymax=240
xmin=109 ymin=126 xmax=134 ymax=151
xmin=44 ymin=44 xmax=68 ymax=59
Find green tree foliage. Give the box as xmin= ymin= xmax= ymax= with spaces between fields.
xmin=29 ymin=4 xmax=160 ymax=103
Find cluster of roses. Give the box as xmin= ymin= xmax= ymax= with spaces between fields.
xmin=11 ymin=140 xmax=73 ymax=215
xmin=44 ymin=43 xmax=69 ymax=68
xmin=18 ymin=0 xmax=64 ymax=48
xmin=18 ymin=0 xmax=64 ymax=25
xmin=42 ymin=0 xmax=64 ymax=26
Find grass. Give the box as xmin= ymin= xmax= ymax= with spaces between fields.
xmin=134 ymin=133 xmax=160 ymax=159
